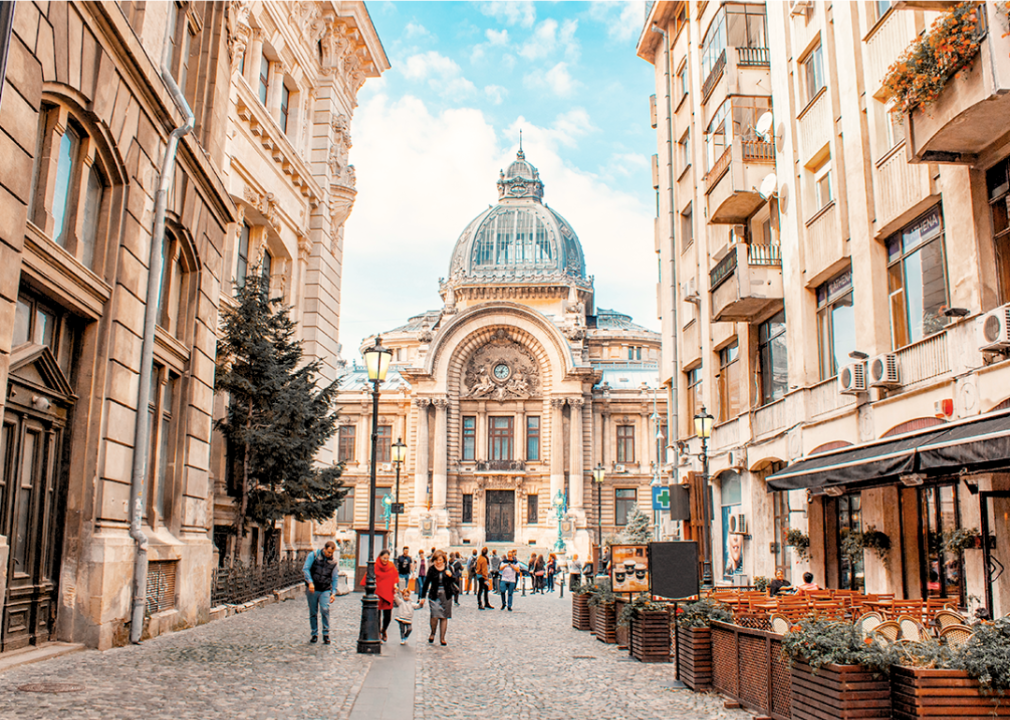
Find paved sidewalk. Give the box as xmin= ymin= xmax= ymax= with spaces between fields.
xmin=0 ymin=589 xmax=752 ymax=720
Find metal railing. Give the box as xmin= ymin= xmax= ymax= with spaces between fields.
xmin=710 ymin=247 xmax=738 ymax=289
xmin=742 ymin=139 xmax=775 ymax=162
xmin=748 ymin=243 xmax=782 ymax=266
xmin=475 ymin=459 xmax=526 ymax=472
xmin=211 ymin=552 xmax=309 ymax=607
xmin=736 ymin=46 xmax=770 ymax=66
xmin=895 ymin=330 xmax=950 ymax=385
xmin=702 ymin=49 xmax=727 ymax=102
xmin=705 ymin=145 xmax=732 ymax=191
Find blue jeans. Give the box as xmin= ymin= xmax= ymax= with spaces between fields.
xmin=307 ymin=589 xmax=331 ymax=637
xmin=399 ymin=574 xmax=410 ymax=590
xmin=500 ymin=580 xmax=516 ymax=609
xmin=416 ymin=575 xmax=426 ymax=599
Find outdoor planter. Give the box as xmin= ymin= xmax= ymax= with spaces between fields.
xmin=790 ymin=661 xmax=891 ymax=720
xmin=676 ymin=626 xmax=713 ymax=691
xmin=615 ymin=599 xmax=629 ymax=650
xmin=891 ymin=666 xmax=1010 ymax=720
xmin=629 ymin=609 xmax=670 ymax=663
xmin=592 ymin=602 xmax=617 ymax=644
xmin=572 ymin=593 xmax=591 ymax=631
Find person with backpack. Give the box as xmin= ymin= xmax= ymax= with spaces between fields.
xmin=474 ymin=547 xmax=493 ymax=609
xmin=301 ymin=541 xmax=339 ymax=644
xmin=395 ymin=546 xmax=413 ymax=590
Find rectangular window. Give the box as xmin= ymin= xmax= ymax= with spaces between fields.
xmin=758 ymin=311 xmax=788 ymax=404
xmin=701 ymin=11 xmax=727 ymax=83
xmin=655 ymin=423 xmax=668 ymax=466
xmin=51 ymin=125 xmax=81 ymax=247
xmin=462 ymin=416 xmax=476 ymax=461
xmin=145 ymin=367 xmax=176 ymax=526
xmin=725 ymin=4 xmax=767 ymax=48
xmin=871 ymin=0 xmax=892 ymax=23
xmin=527 ymin=494 xmax=538 ymax=524
xmin=886 ymin=207 xmax=949 ymax=349
xmin=884 ymin=101 xmax=905 ymax=150
xmin=526 ymin=416 xmax=540 ymax=461
xmin=616 ymin=425 xmax=635 ymax=463
xmin=817 ymin=269 xmax=856 ymax=379
xmin=258 ymin=55 xmax=270 ymax=105
xmin=615 ymin=488 xmax=637 ymax=526
xmin=338 ymin=425 xmax=356 ymax=463
xmin=678 ymin=130 xmax=691 ymax=175
xmin=681 ymin=204 xmax=693 ymax=248
xmin=489 ymin=416 xmax=514 ymax=461
xmin=376 ymin=425 xmax=392 ymax=463
xmin=802 ymin=43 xmax=825 ymax=105
xmin=279 ymin=84 xmax=290 ymax=134
xmin=236 ymin=223 xmax=250 ymax=290
xmin=262 ymin=249 xmax=272 ymax=280
xmin=336 ymin=488 xmax=355 ymax=523
xmin=462 ymin=494 xmax=473 ymax=523
xmin=920 ymin=483 xmax=962 ymax=603
xmin=718 ymin=342 xmax=742 ymax=422
xmin=986 ymin=157 xmax=1010 ymax=304
xmin=814 ymin=158 xmax=833 ymax=211
xmin=677 ymin=65 xmax=687 ymax=102
xmin=686 ymin=366 xmax=703 ymax=432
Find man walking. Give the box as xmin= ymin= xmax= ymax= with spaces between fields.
xmin=499 ymin=550 xmax=520 ymax=611
xmin=396 ymin=546 xmax=412 ymax=590
xmin=490 ymin=549 xmax=501 ymax=593
xmin=302 ymin=541 xmax=339 ymax=644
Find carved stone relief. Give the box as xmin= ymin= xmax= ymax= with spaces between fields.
xmin=226 ymin=0 xmax=252 ymax=70
xmin=243 ymin=186 xmax=280 ymax=231
xmin=463 ymin=329 xmax=540 ymax=401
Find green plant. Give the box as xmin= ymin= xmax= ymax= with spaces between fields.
xmin=618 ymin=506 xmax=653 ymax=543
xmin=786 ymin=528 xmax=811 ymax=561
xmin=841 ymin=529 xmax=864 ymax=564
xmin=883 ymin=2 xmax=984 ymax=116
xmin=780 ymin=619 xmax=898 ymax=674
xmin=862 ymin=525 xmax=892 ymax=567
xmin=957 ymin=617 xmax=1010 ymax=691
xmin=587 ymin=577 xmax=615 ymax=607
xmin=676 ymin=598 xmax=733 ymax=629
xmin=754 ymin=575 xmax=770 ymax=593
xmin=617 ymin=592 xmax=668 ymax=627
xmin=942 ymin=527 xmax=983 ymax=554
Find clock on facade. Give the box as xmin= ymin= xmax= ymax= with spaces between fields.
xmin=493 ymin=363 xmax=511 ymax=380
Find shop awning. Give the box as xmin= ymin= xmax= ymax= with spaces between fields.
xmin=766 ymin=408 xmax=1010 ymax=493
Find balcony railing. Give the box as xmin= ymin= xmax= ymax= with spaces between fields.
xmin=747 ymin=243 xmax=781 ymax=266
xmin=475 ymin=460 xmax=525 ymax=472
xmin=736 ymin=46 xmax=770 ymax=67
xmin=705 ymin=145 xmax=732 ymax=190
xmin=702 ymin=49 xmax=727 ymax=103
xmin=741 ymin=139 xmax=775 ymax=163
xmin=710 ymin=249 xmax=738 ymax=289
xmin=752 ymin=398 xmax=786 ymax=438
xmin=894 ymin=330 xmax=950 ymax=386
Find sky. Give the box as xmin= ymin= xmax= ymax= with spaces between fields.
xmin=339 ymin=0 xmax=659 ymax=357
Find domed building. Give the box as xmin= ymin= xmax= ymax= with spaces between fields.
xmin=331 ymin=151 xmax=666 ymax=562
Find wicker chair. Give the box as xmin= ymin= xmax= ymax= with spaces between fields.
xmin=897 ymin=615 xmax=926 ymax=642
xmin=939 ymin=624 xmax=973 ymax=647
xmin=873 ymin=621 xmax=901 ymax=643
xmin=770 ymin=614 xmax=790 ymax=635
xmin=857 ymin=612 xmax=883 ymax=634
xmin=934 ymin=609 xmax=966 ymax=629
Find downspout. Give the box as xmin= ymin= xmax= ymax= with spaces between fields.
xmin=129 ymin=31 xmax=194 ymax=644
xmin=651 ymin=24 xmax=680 ymax=495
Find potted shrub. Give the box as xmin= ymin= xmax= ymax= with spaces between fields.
xmin=675 ymin=598 xmax=732 ymax=691
xmin=941 ymin=526 xmax=985 ymax=554
xmin=618 ymin=593 xmax=670 ymax=663
xmin=786 ymin=528 xmax=812 ymax=561
xmin=782 ymin=619 xmax=895 ymax=720
xmin=588 ymin=577 xmax=617 ymax=644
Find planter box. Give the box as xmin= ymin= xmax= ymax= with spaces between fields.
xmin=615 ymin=599 xmax=629 ymax=650
xmin=676 ymin=626 xmax=713 ymax=691
xmin=572 ymin=593 xmax=591 ymax=631
xmin=712 ymin=622 xmax=792 ymax=719
xmin=790 ymin=661 xmax=890 ymax=720
xmin=591 ymin=602 xmax=617 ymax=644
xmin=892 ymin=666 xmax=1010 ymax=720
xmin=630 ymin=610 xmax=670 ymax=663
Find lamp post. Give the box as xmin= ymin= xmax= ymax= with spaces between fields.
xmin=592 ymin=464 xmax=605 ymax=568
xmin=357 ymin=336 xmax=392 ymax=655
xmin=694 ymin=406 xmax=714 ymax=589
xmin=391 ymin=438 xmax=406 ymax=553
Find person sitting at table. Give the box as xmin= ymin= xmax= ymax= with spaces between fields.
xmin=769 ymin=569 xmax=791 ymax=596
xmin=796 ymin=572 xmax=820 ymax=592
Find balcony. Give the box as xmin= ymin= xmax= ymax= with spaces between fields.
xmin=709 ymin=242 xmax=783 ymax=322
xmin=474 ymin=460 xmax=525 ymax=474
xmin=701 ymin=46 xmax=771 ymax=106
xmin=705 ymin=138 xmax=776 ymax=224
xmin=906 ymin=4 xmax=1010 ymax=164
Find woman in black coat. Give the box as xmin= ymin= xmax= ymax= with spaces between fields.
xmin=425 ymin=550 xmax=458 ymax=646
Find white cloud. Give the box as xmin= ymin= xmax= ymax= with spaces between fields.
xmin=476 ymin=1 xmax=536 ymax=29
xmin=341 ymin=97 xmax=656 ymax=352
xmin=484 ymin=84 xmax=508 ymax=105
xmin=401 ymin=51 xmax=477 ymax=99
xmin=608 ymin=152 xmax=650 ymax=177
xmin=588 ymin=1 xmax=646 ymax=43
xmin=519 ymin=18 xmax=579 ymax=62
xmin=523 ymin=61 xmax=579 ymax=97
xmin=404 ymin=21 xmax=434 ymax=41
xmin=486 ymin=28 xmax=509 ymax=45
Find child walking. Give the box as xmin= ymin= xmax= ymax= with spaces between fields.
xmin=393 ymin=587 xmax=424 ymax=645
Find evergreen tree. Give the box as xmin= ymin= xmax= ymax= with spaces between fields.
xmin=619 ymin=505 xmax=653 ymax=544
xmin=214 ymin=269 xmax=347 ymax=542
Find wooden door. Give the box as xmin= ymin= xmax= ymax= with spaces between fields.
xmin=485 ymin=490 xmax=514 ymax=542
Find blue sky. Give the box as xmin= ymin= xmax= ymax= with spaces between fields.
xmin=340 ymin=1 xmax=659 ymax=355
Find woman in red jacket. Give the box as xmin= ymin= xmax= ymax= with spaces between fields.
xmin=361 ymin=548 xmax=400 ymax=641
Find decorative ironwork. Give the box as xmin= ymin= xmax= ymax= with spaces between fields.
xmin=747 ymin=243 xmax=782 ymax=266
xmin=702 ymin=49 xmax=727 ymax=102
xmin=475 ymin=459 xmax=525 ymax=472
xmin=211 ymin=553 xmax=310 ymax=607
xmin=736 ymin=47 xmax=770 ymax=66
xmin=710 ymin=249 xmax=738 ymax=289
xmin=741 ymin=139 xmax=776 ymax=163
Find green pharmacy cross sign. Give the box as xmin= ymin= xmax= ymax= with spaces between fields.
xmin=652 ymin=486 xmax=671 ymax=512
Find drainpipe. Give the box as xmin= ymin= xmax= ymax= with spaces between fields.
xmin=129 ymin=32 xmax=194 ymax=644
xmin=650 ymin=23 xmax=680 ymax=519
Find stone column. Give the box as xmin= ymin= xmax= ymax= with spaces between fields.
xmin=432 ymin=398 xmax=449 ymax=510
xmin=516 ymin=405 xmax=526 ymax=462
xmin=476 ymin=401 xmax=487 ymax=462
xmin=550 ymin=398 xmax=566 ymax=499
xmin=413 ymin=399 xmax=430 ymax=510
xmin=267 ymin=61 xmax=284 ymax=119
xmin=244 ymin=31 xmax=263 ymax=88
xmin=569 ymin=397 xmax=584 ymax=511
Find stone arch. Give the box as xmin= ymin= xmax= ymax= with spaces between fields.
xmin=881 ymin=417 xmax=946 ymax=438
xmin=810 ymin=440 xmax=853 ymax=456
xmin=750 ymin=456 xmax=786 ymax=475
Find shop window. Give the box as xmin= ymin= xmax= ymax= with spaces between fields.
xmin=758 ymin=311 xmax=788 ymax=405
xmin=817 ymin=268 xmax=856 ymax=379
xmin=718 ymin=342 xmax=742 ymax=422
xmin=686 ymin=366 xmax=703 ymax=432
xmin=526 ymin=416 xmax=539 ymax=461
xmin=837 ymin=493 xmax=865 ymax=592
xmin=615 ymin=488 xmax=637 ymax=526
xmin=489 ymin=417 xmax=513 ymax=461
xmin=920 ymin=484 xmax=962 ymax=604
xmin=886 ymin=207 xmax=949 ymax=349
xmin=720 ymin=471 xmax=743 ymax=579
xmin=801 ymin=41 xmax=825 ymax=106
xmin=616 ymin=425 xmax=635 ymax=463
xmin=335 ymin=487 xmax=354 ymax=523
xmin=375 ymin=425 xmax=392 ymax=463
xmin=338 ymin=425 xmax=355 ymax=463
xmin=527 ymin=494 xmax=538 ymax=524
xmin=986 ymin=157 xmax=1010 ymax=304
xmin=462 ymin=416 xmax=476 ymax=461
xmin=462 ymin=494 xmax=473 ymax=524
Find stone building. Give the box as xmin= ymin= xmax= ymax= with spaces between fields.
xmin=332 ymin=151 xmax=667 ymax=562
xmin=209 ymin=1 xmax=387 ymax=565
xmin=639 ymin=0 xmax=1010 ymax=616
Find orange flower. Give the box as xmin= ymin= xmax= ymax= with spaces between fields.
xmin=864 ymin=637 xmax=873 ymax=645
xmin=790 ymin=624 xmax=802 ymax=633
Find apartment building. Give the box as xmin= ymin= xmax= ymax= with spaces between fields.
xmin=639 ymin=1 xmax=1010 ymax=617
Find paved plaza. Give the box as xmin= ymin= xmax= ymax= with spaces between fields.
xmin=0 ymin=589 xmax=752 ymax=720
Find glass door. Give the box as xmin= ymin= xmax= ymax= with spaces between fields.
xmin=920 ymin=484 xmax=962 ymax=604
xmin=837 ymin=494 xmax=864 ymax=592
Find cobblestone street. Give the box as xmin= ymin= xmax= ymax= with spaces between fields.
xmin=0 ymin=590 xmax=752 ymax=720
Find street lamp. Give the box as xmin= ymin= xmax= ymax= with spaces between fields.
xmin=357 ymin=336 xmax=392 ymax=655
xmin=592 ymin=463 xmax=605 ymax=566
xmin=391 ymin=438 xmax=406 ymax=554
xmin=694 ymin=406 xmax=714 ymax=589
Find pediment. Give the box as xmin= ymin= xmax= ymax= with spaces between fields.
xmin=9 ymin=343 xmax=75 ymax=400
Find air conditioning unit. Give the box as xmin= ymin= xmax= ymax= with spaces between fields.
xmin=868 ymin=353 xmax=900 ymax=388
xmin=790 ymin=0 xmax=812 ymax=16
xmin=838 ymin=362 xmax=867 ymax=395
xmin=977 ymin=304 xmax=1010 ymax=351
xmin=729 ymin=513 xmax=748 ymax=535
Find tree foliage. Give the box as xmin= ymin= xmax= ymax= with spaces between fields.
xmin=214 ymin=269 xmax=347 ymax=535
xmin=618 ymin=505 xmax=653 ymax=544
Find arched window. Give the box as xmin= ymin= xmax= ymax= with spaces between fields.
xmin=158 ymin=226 xmax=198 ymax=342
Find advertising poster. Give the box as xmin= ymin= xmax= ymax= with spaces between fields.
xmin=610 ymin=544 xmax=649 ymax=594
